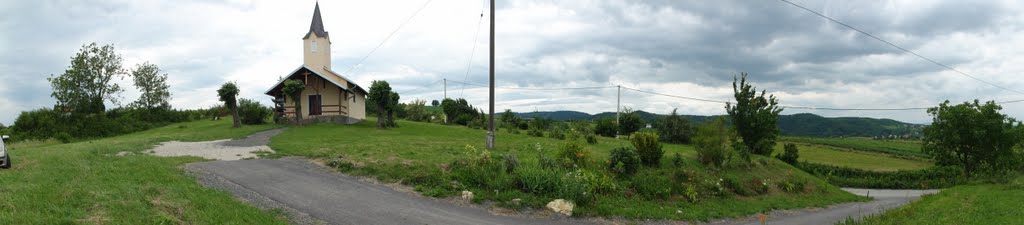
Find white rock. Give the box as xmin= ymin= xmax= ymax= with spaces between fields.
xmin=461 ymin=191 xmax=474 ymax=201
xmin=546 ymin=199 xmax=575 ymax=216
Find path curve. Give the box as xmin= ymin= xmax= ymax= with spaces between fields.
xmin=702 ymin=188 xmax=939 ymax=225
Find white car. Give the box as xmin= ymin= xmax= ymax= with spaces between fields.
xmin=0 ymin=135 xmax=9 ymax=169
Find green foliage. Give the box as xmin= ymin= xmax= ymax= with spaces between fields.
xmin=585 ymin=133 xmax=598 ymax=144
xmin=431 ymin=99 xmax=440 ymax=107
xmin=607 ymin=146 xmax=641 ymax=176
xmin=368 ymin=80 xmax=400 ymax=128
xmin=671 ymin=152 xmax=684 ymax=167
xmin=217 ymin=82 xmax=241 ymax=128
xmin=776 ymin=143 xmax=800 ymax=165
xmin=526 ymin=126 xmax=544 ymax=137
xmin=656 ymin=109 xmax=693 ymax=144
xmin=48 ymin=43 xmax=125 ymax=114
xmin=594 ymin=117 xmax=617 ymax=137
xmin=630 ymin=171 xmax=673 ymax=200
xmin=547 ymin=126 xmax=567 ymax=140
xmin=440 ymin=98 xmax=480 ymax=126
xmin=694 ymin=118 xmax=733 ymax=168
xmin=782 ymin=136 xmax=925 ymax=158
xmin=281 ymin=79 xmax=305 ymax=123
xmin=630 ymin=131 xmax=663 ymax=167
xmin=129 ymin=62 xmax=171 ymax=110
xmin=923 ymin=100 xmax=1023 ymax=175
xmin=500 ymin=153 xmax=519 ymax=174
xmin=726 ymin=73 xmax=782 ymax=156
xmin=11 ymin=107 xmax=194 ymax=141
xmin=403 ymin=99 xmax=431 ymax=122
xmin=237 ymin=98 xmax=271 ymax=125
xmin=796 ymin=162 xmax=965 ymax=189
xmin=557 ymin=138 xmax=591 ymax=167
xmin=618 ymin=108 xmax=643 ymax=135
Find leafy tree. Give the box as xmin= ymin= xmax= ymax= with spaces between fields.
xmin=657 ymin=108 xmax=693 ymax=144
xmin=217 ymin=82 xmax=241 ymax=128
xmin=404 ymin=99 xmax=429 ymax=122
xmin=368 ymin=80 xmax=399 ymax=128
xmin=48 ymin=43 xmax=127 ymax=114
xmin=431 ymin=99 xmax=440 ymax=107
xmin=594 ymin=118 xmax=617 ymax=137
xmin=694 ymin=117 xmax=733 ymax=168
xmin=282 ymin=79 xmax=305 ymax=124
xmin=129 ymin=62 xmax=171 ymax=109
xmin=237 ymin=98 xmax=271 ymax=125
xmin=923 ymin=100 xmax=1023 ymax=175
xmin=726 ymin=73 xmax=782 ymax=157
xmin=618 ymin=108 xmax=643 ymax=135
xmin=440 ymin=98 xmax=479 ymax=125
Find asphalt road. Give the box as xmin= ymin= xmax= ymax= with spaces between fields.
xmin=704 ymin=188 xmax=940 ymax=225
xmin=185 ymin=157 xmax=585 ymax=225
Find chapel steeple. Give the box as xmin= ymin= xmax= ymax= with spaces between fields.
xmin=303 ymin=2 xmax=331 ymax=70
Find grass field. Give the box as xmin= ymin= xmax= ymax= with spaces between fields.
xmin=781 ymin=136 xmax=926 ymax=158
xmin=269 ymin=117 xmax=865 ymax=220
xmin=0 ymin=120 xmax=287 ymax=224
xmin=774 ymin=142 xmax=932 ymax=172
xmin=840 ymin=176 xmax=1024 ymax=225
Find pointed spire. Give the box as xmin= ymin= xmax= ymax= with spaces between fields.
xmin=304 ymin=2 xmax=329 ymax=39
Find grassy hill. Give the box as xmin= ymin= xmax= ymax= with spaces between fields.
xmin=519 ymin=110 xmax=923 ymax=138
xmin=269 ymin=117 xmax=864 ymax=220
xmin=0 ymin=120 xmax=288 ymax=224
xmin=841 ymin=176 xmax=1024 ymax=225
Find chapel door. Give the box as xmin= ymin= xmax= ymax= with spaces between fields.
xmin=309 ymin=95 xmax=322 ymax=115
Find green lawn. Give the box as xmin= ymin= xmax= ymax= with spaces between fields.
xmin=775 ymin=142 xmax=932 ymax=172
xmin=842 ymin=176 xmax=1024 ymax=225
xmin=270 ymin=117 xmax=864 ymax=221
xmin=0 ymin=120 xmax=288 ymax=224
xmin=782 ymin=136 xmax=925 ymax=158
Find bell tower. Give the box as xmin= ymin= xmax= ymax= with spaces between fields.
xmin=303 ymin=2 xmax=331 ymax=71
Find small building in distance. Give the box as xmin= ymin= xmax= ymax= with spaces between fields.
xmin=265 ymin=2 xmax=367 ymax=124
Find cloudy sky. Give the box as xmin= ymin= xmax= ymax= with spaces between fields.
xmin=2 ymin=0 xmax=1023 ymax=125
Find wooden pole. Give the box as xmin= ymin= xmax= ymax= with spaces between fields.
xmin=486 ymin=0 xmax=496 ymax=149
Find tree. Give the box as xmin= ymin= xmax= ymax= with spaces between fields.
xmin=726 ymin=73 xmax=782 ymax=157
xmin=282 ymin=79 xmax=305 ymax=124
xmin=48 ymin=43 xmax=127 ymax=114
xmin=594 ymin=118 xmax=617 ymax=137
xmin=237 ymin=98 xmax=272 ymax=125
xmin=431 ymin=100 xmax=440 ymax=107
xmin=404 ymin=99 xmax=429 ymax=122
xmin=129 ymin=62 xmax=171 ymax=110
xmin=618 ymin=108 xmax=643 ymax=135
xmin=694 ymin=117 xmax=733 ymax=168
xmin=217 ymin=82 xmax=241 ymax=128
xmin=923 ymin=100 xmax=1023 ymax=175
xmin=776 ymin=143 xmax=799 ymax=165
xmin=440 ymin=98 xmax=478 ymax=125
xmin=368 ymin=80 xmax=399 ymax=128
xmin=631 ymin=130 xmax=663 ymax=167
xmin=657 ymin=108 xmax=693 ymax=144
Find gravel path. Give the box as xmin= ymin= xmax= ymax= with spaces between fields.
xmin=147 ymin=128 xmax=284 ymax=160
xmin=701 ymin=188 xmax=940 ymax=225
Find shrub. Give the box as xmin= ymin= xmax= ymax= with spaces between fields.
xmin=631 ymin=131 xmax=663 ymax=167
xmin=795 ymin=162 xmax=965 ymax=189
xmin=557 ymin=138 xmax=590 ymax=167
xmin=500 ymin=153 xmax=519 ymax=174
xmin=527 ymin=127 xmax=545 ymax=137
xmin=237 ymin=98 xmax=271 ymax=125
xmin=607 ymin=146 xmax=641 ymax=176
xmin=618 ymin=108 xmax=644 ymax=135
xmin=671 ymin=152 xmax=684 ymax=167
xmin=723 ymin=176 xmax=755 ymax=196
xmin=585 ymin=133 xmax=598 ymax=144
xmin=548 ymin=127 xmax=566 ymax=140
xmin=560 ymin=170 xmax=596 ymax=206
xmin=656 ymin=109 xmax=693 ymax=144
xmin=514 ymin=167 xmax=562 ymax=195
xmin=699 ymin=178 xmax=728 ymax=198
xmin=694 ymin=118 xmax=732 ymax=168
xmin=776 ymin=143 xmax=800 ymax=164
xmin=594 ymin=118 xmax=617 ymax=137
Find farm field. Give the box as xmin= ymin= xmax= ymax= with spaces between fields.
xmin=781 ymin=136 xmax=925 ymax=158
xmin=773 ymin=142 xmax=932 ymax=172
xmin=0 ymin=120 xmax=288 ymax=224
xmin=841 ymin=176 xmax=1024 ymax=225
xmin=269 ymin=117 xmax=865 ymax=220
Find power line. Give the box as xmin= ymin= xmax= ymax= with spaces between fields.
xmin=340 ymin=0 xmax=433 ymax=77
xmin=459 ymin=0 xmax=486 ymax=98
xmin=619 ymin=86 xmax=729 ymax=104
xmin=777 ymin=0 xmax=1024 ymax=96
xmin=401 ymin=79 xmax=444 ymax=94
xmin=447 ymin=80 xmax=615 ymax=90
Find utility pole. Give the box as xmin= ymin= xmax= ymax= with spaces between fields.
xmin=443 ymin=78 xmax=447 ymax=100
xmin=616 ymin=85 xmax=621 ymax=137
xmin=486 ymin=0 xmax=496 ymax=150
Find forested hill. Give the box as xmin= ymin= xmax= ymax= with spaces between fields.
xmin=516 ymin=111 xmax=923 ymax=138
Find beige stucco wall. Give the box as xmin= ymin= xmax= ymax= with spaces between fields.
xmin=303 ymin=33 xmax=331 ymax=71
xmin=283 ymin=75 xmax=348 ymax=118
xmin=350 ymin=93 xmax=366 ymax=120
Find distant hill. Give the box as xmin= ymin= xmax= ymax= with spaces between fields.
xmin=516 ymin=110 xmax=922 ymax=138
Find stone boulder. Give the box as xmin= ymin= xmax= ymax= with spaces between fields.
xmin=545 ymin=199 xmax=574 ymax=216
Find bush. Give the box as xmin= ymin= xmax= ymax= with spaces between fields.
xmin=514 ymin=167 xmax=562 ymax=195
xmin=557 ymin=138 xmax=590 ymax=167
xmin=694 ymin=118 xmax=732 ymax=168
xmin=500 ymin=153 xmax=519 ymax=174
xmin=656 ymin=109 xmax=693 ymax=144
xmin=584 ymin=133 xmax=598 ymax=144
xmin=237 ymin=98 xmax=271 ymax=125
xmin=607 ymin=147 xmax=641 ymax=176
xmin=527 ymin=127 xmax=544 ymax=137
xmin=723 ymin=176 xmax=755 ymax=196
xmin=630 ymin=131 xmax=663 ymax=167
xmin=548 ymin=127 xmax=566 ymax=140
xmin=630 ymin=171 xmax=672 ymax=200
xmin=795 ymin=162 xmax=965 ymax=189
xmin=671 ymin=152 xmax=684 ymax=167
xmin=776 ymin=143 xmax=800 ymax=165
xmin=594 ymin=118 xmax=617 ymax=137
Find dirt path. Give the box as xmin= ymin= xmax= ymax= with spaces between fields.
xmin=146 ymin=129 xmax=284 ymax=160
